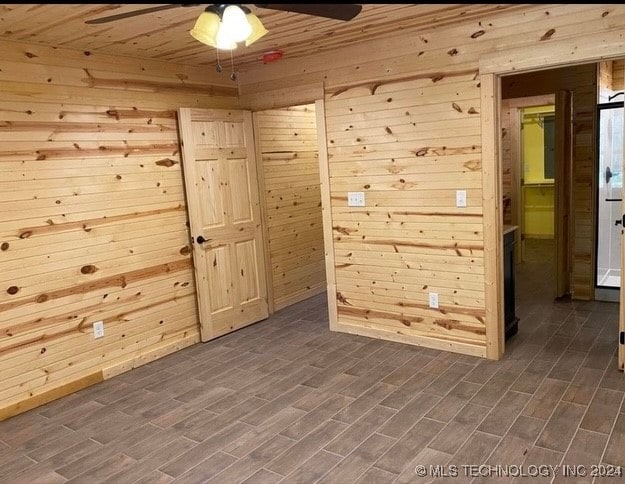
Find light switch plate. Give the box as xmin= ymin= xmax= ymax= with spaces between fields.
xmin=347 ymin=191 xmax=365 ymax=207
xmin=93 ymin=321 xmax=104 ymax=339
xmin=456 ymin=190 xmax=467 ymax=208
xmin=428 ymin=292 xmax=439 ymax=309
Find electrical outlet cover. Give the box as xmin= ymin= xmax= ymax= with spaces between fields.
xmin=347 ymin=191 xmax=365 ymax=207
xmin=428 ymin=292 xmax=439 ymax=309
xmin=456 ymin=190 xmax=467 ymax=208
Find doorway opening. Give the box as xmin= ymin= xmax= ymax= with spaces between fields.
xmin=253 ymin=104 xmax=327 ymax=313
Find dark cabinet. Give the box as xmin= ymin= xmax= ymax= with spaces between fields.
xmin=504 ymin=227 xmax=519 ymax=339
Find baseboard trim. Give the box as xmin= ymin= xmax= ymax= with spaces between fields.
xmin=333 ymin=320 xmax=487 ymax=358
xmin=274 ymin=284 xmax=326 ymax=312
xmin=0 ymin=371 xmax=104 ymax=422
xmin=0 ymin=333 xmax=200 ymax=422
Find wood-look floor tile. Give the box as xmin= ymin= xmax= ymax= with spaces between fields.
xmin=600 ymin=412 xmax=625 ymax=467
xmin=512 ymin=446 xmax=563 ymax=484
xmin=375 ymin=417 xmax=444 ymax=475
xmin=429 ymin=404 xmax=486 ymax=455
xmin=562 ymin=367 xmax=604 ymax=406
xmin=553 ymin=429 xmax=608 ymax=484
xmin=332 ymin=382 xmax=396 ymax=424
xmin=485 ymin=415 xmax=545 ymax=466
xmin=133 ymin=470 xmax=174 ymax=484
xmin=206 ymin=435 xmax=295 ymax=483
xmin=225 ymin=406 xmax=306 ymax=458
xmin=355 ymin=466 xmax=400 ymax=483
xmin=0 ymin=288 xmax=620 ymax=484
xmin=447 ymin=431 xmax=501 ymax=484
xmin=522 ymin=378 xmax=569 ymax=420
xmin=280 ymin=449 xmax=342 ymax=483
xmin=425 ymin=381 xmax=483 ymax=423
xmin=470 ymin=370 xmax=519 ymax=407
xmin=65 ymin=452 xmax=136 ymax=484
xmin=378 ymin=372 xmax=438 ymax=410
xmin=478 ymin=391 xmax=531 ymax=436
xmin=171 ymin=452 xmax=238 ymax=484
xmin=239 ymin=387 xmax=312 ymax=428
xmin=325 ymin=405 xmax=396 ymax=456
xmin=378 ymin=393 xmax=441 ymax=439
xmin=317 ymin=433 xmax=395 ymax=483
xmin=393 ymin=447 xmax=452 ymax=484
xmin=535 ymin=401 xmax=586 ymax=452
xmin=580 ymin=388 xmax=624 ymax=434
xmin=264 ymin=419 xmax=348 ymax=476
xmin=110 ymin=436 xmax=197 ymax=483
xmin=281 ymin=394 xmax=352 ymax=441
xmin=241 ymin=468 xmax=283 ymax=483
xmin=159 ymin=421 xmax=252 ymax=477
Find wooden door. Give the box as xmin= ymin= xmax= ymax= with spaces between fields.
xmin=178 ymin=108 xmax=268 ymax=342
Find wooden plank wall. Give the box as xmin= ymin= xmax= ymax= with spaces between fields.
xmin=613 ymin=59 xmax=625 ymax=90
xmin=238 ymin=3 xmax=625 ymax=356
xmin=256 ymin=105 xmax=326 ymax=310
xmin=501 ymin=65 xmax=597 ymax=300
xmin=0 ymin=39 xmax=239 ymax=419
xmin=325 ymin=75 xmax=487 ymax=356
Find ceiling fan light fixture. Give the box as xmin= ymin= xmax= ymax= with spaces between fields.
xmin=245 ymin=12 xmax=268 ymax=46
xmin=221 ymin=5 xmax=252 ymax=42
xmin=189 ymin=9 xmax=221 ymax=48
xmin=215 ymin=22 xmax=238 ymax=50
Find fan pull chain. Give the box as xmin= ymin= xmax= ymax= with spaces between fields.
xmin=229 ymin=49 xmax=237 ymax=82
xmin=215 ymin=49 xmax=222 ymax=73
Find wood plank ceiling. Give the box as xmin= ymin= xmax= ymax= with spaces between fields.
xmin=0 ymin=4 xmax=534 ymax=70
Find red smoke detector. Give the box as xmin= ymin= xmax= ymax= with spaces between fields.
xmin=261 ymin=50 xmax=283 ymax=63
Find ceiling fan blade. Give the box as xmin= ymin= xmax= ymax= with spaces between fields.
xmin=255 ymin=4 xmax=362 ymax=21
xmin=85 ymin=4 xmax=190 ymax=25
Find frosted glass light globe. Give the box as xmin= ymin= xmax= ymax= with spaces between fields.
xmin=221 ymin=5 xmax=252 ymax=42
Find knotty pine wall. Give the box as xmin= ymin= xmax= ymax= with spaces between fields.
xmin=238 ymin=3 xmax=625 ymax=357
xmin=0 ymin=39 xmax=238 ymax=419
xmin=614 ymin=59 xmax=625 ymax=90
xmin=255 ymin=105 xmax=326 ymax=311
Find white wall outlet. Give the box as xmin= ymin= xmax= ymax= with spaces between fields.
xmin=93 ymin=320 xmax=104 ymax=339
xmin=456 ymin=190 xmax=467 ymax=208
xmin=428 ymin=292 xmax=439 ymax=309
xmin=347 ymin=191 xmax=365 ymax=207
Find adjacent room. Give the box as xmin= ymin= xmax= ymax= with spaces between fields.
xmin=0 ymin=4 xmax=623 ymax=483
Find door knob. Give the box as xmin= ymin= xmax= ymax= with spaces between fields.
xmin=606 ymin=166 xmax=613 ymax=184
xmin=196 ymin=235 xmax=208 ymax=244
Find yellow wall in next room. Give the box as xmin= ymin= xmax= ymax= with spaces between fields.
xmin=522 ymin=105 xmax=555 ymax=238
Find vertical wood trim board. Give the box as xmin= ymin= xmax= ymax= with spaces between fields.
xmin=315 ymin=100 xmax=339 ymax=330
xmin=252 ymin=112 xmax=276 ymax=315
xmin=481 ymin=73 xmax=504 ymax=360
xmin=555 ymin=89 xmax=573 ymax=298
xmin=255 ymin=104 xmax=326 ymax=311
xmin=0 ymin=40 xmax=239 ymax=420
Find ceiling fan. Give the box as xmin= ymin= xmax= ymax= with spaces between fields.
xmin=85 ymin=4 xmax=363 ymax=50
xmin=85 ymin=4 xmax=362 ymax=81
xmin=85 ymin=4 xmax=363 ymax=25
